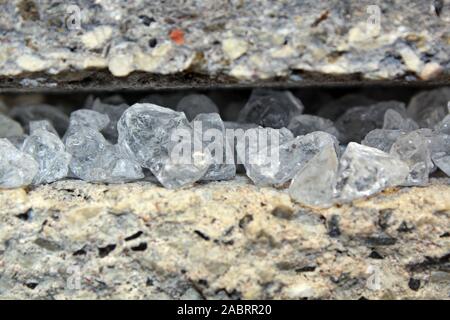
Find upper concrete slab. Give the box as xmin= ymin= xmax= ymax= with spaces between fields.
xmin=0 ymin=0 xmax=449 ymax=90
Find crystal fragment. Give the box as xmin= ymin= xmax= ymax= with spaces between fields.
xmin=29 ymin=120 xmax=58 ymax=136
xmin=176 ymin=94 xmax=219 ymax=121
xmin=383 ymin=109 xmax=419 ymax=131
xmin=429 ymin=134 xmax=450 ymax=176
xmin=335 ymin=143 xmax=409 ymax=202
xmin=22 ymin=129 xmax=71 ymax=185
xmin=317 ymin=94 xmax=376 ymax=121
xmin=434 ymin=114 xmax=450 ymax=135
xmin=288 ymin=114 xmax=340 ymax=138
xmin=91 ymin=99 xmax=129 ymax=142
xmin=9 ymin=104 xmax=70 ymax=136
xmin=241 ymin=130 xmax=338 ymax=186
xmin=238 ymin=89 xmax=304 ymax=129
xmin=0 ymin=114 xmax=24 ymax=137
xmin=7 ymin=135 xmax=28 ymax=149
xmin=335 ymin=101 xmax=407 ymax=143
xmin=0 ymin=138 xmax=38 ymax=188
xmin=69 ymin=109 xmax=110 ymax=131
xmin=65 ymin=125 xmax=143 ymax=183
xmin=289 ymin=143 xmax=338 ymax=208
xmin=362 ymin=129 xmax=407 ymax=153
xmin=118 ymin=104 xmax=211 ymax=188
xmin=407 ymin=87 xmax=450 ymax=128
xmin=390 ymin=131 xmax=432 ymax=186
xmin=192 ymin=113 xmax=236 ymax=181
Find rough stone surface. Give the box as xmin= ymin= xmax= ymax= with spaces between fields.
xmin=0 ymin=177 xmax=448 ymax=299
xmin=1 ymin=1 xmax=450 ymax=90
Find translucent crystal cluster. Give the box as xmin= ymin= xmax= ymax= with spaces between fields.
xmin=65 ymin=110 xmax=144 ymax=183
xmin=0 ymin=87 xmax=448 ymax=210
xmin=118 ymin=104 xmax=211 ymax=188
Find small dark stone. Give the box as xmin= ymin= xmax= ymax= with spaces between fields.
xmin=434 ymin=0 xmax=444 ymax=16
xmin=194 ymin=230 xmax=210 ymax=241
xmin=378 ymin=209 xmax=393 ymax=230
xmin=327 ymin=215 xmax=341 ymax=237
xmin=125 ymin=231 xmax=143 ymax=241
xmin=148 ymin=38 xmax=158 ymax=48
xmin=131 ymin=242 xmax=148 ymax=251
xmin=139 ymin=15 xmax=155 ymax=26
xmin=146 ymin=278 xmax=154 ymax=286
xmin=25 ymin=282 xmax=38 ymax=289
xmin=98 ymin=244 xmax=116 ymax=257
xmin=295 ymin=266 xmax=316 ymax=273
xmin=271 ymin=205 xmax=294 ymax=220
xmin=408 ymin=278 xmax=421 ymax=291
xmin=73 ymin=247 xmax=87 ymax=256
xmin=397 ymin=221 xmax=415 ymax=233
xmin=369 ymin=251 xmax=384 ymax=259
xmin=365 ymin=236 xmax=397 ymax=246
xmin=16 ymin=208 xmax=33 ymax=221
xmin=239 ymin=214 xmax=253 ymax=229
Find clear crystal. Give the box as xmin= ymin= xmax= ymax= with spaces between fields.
xmin=362 ymin=129 xmax=407 ymax=153
xmin=65 ymin=125 xmax=143 ymax=183
xmin=241 ymin=130 xmax=338 ymax=186
xmin=7 ymin=135 xmax=28 ymax=149
xmin=0 ymin=138 xmax=38 ymax=188
xmin=289 ymin=143 xmax=338 ymax=208
xmin=335 ymin=101 xmax=407 ymax=143
xmin=429 ymin=133 xmax=450 ymax=176
xmin=390 ymin=131 xmax=432 ymax=186
xmin=407 ymin=87 xmax=450 ymax=128
xmin=22 ymin=129 xmax=71 ymax=184
xmin=335 ymin=142 xmax=409 ymax=202
xmin=9 ymin=104 xmax=70 ymax=136
xmin=192 ymin=113 xmax=236 ymax=181
xmin=383 ymin=109 xmax=419 ymax=131
xmin=118 ymin=103 xmax=211 ymax=188
xmin=91 ymin=99 xmax=129 ymax=142
xmin=176 ymin=94 xmax=219 ymax=121
xmin=29 ymin=120 xmax=58 ymax=136
xmin=238 ymin=89 xmax=304 ymax=129
xmin=434 ymin=114 xmax=450 ymax=135
xmin=69 ymin=109 xmax=110 ymax=131
xmin=0 ymin=114 xmax=24 ymax=138
xmin=288 ymin=114 xmax=340 ymax=138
